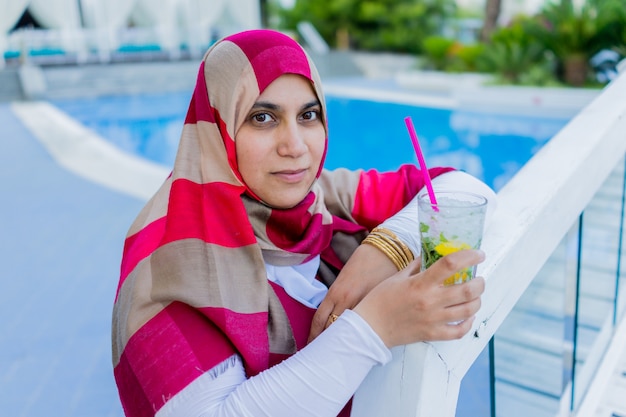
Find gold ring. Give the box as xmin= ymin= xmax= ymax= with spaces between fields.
xmin=329 ymin=313 xmax=339 ymax=323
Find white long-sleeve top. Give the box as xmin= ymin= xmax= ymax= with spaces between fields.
xmin=156 ymin=171 xmax=497 ymax=417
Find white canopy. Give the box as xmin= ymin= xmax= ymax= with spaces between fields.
xmin=1 ymin=0 xmax=261 ymax=67
xmin=0 ymin=0 xmax=30 ymax=66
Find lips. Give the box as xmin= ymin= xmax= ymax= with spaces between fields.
xmin=273 ymin=168 xmax=308 ymax=183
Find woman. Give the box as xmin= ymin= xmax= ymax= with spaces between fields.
xmin=112 ymin=29 xmax=493 ymax=417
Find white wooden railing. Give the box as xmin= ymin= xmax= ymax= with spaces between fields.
xmin=352 ymin=70 xmax=626 ymax=417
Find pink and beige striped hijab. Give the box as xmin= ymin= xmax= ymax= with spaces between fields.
xmin=111 ymin=29 xmax=368 ymax=416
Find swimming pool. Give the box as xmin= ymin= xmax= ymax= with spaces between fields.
xmin=51 ymin=91 xmax=569 ymax=192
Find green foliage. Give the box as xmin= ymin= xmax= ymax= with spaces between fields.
xmin=516 ymin=64 xmax=562 ymax=87
xmin=526 ymin=1 xmax=598 ymax=59
xmin=273 ymin=0 xmax=457 ymax=53
xmin=524 ymin=0 xmax=625 ymax=59
xmin=616 ymin=27 xmax=626 ymax=57
xmin=267 ymin=0 xmax=625 ymax=87
xmin=421 ymin=36 xmax=456 ymax=70
xmin=274 ymin=0 xmax=356 ymax=46
xmin=477 ymin=18 xmax=550 ymax=84
xmin=591 ymin=0 xmax=626 ymax=56
xmin=420 ymin=36 xmax=486 ymax=72
xmin=449 ymin=43 xmax=486 ymax=72
xmin=520 ymin=0 xmax=626 ymax=85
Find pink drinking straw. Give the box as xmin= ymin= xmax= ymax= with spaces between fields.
xmin=404 ymin=116 xmax=438 ymax=211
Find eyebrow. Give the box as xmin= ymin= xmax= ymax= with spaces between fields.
xmin=251 ymin=101 xmax=279 ymax=111
xmin=301 ymin=100 xmax=322 ymax=111
xmin=250 ymin=100 xmax=321 ymax=112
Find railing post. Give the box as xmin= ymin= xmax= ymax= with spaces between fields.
xmin=352 ymin=343 xmax=461 ymax=417
xmin=563 ymin=218 xmax=582 ymax=410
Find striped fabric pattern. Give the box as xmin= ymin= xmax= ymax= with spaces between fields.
xmin=111 ymin=29 xmax=453 ymax=417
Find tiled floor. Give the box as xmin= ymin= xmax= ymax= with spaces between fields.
xmin=0 ymin=104 xmax=143 ymax=416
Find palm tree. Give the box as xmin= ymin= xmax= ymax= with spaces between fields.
xmin=260 ymin=0 xmax=269 ymax=27
xmin=513 ymin=0 xmax=625 ymax=86
xmin=480 ymin=0 xmax=501 ymax=42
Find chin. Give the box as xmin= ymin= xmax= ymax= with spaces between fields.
xmin=266 ymin=192 xmax=310 ymax=210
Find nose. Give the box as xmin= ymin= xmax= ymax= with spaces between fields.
xmin=277 ymin=121 xmax=308 ymax=157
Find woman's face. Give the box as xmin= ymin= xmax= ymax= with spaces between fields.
xmin=235 ymin=74 xmax=326 ymax=209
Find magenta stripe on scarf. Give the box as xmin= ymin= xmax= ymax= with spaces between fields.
xmin=198 ymin=306 xmax=271 ymax=375
xmin=226 ymin=30 xmax=311 ymax=92
xmin=266 ymin=192 xmax=333 ymax=256
xmin=118 ymin=217 xmax=167 ymax=290
xmin=185 ymin=62 xmax=215 ymax=124
xmin=115 ymin=302 xmax=241 ymax=417
xmin=114 ymin=355 xmax=153 ymax=417
xmin=163 ymin=179 xmax=255 ymax=247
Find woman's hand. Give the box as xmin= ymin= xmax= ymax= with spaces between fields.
xmin=353 ymin=249 xmax=486 ymax=348
xmin=308 ymin=243 xmax=398 ymax=342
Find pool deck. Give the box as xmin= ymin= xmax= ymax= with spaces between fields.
xmin=0 ymin=102 xmax=141 ymax=417
xmin=1 ymin=58 xmax=622 ymax=417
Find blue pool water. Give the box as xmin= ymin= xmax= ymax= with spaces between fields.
xmin=52 ymin=91 xmax=569 ymax=192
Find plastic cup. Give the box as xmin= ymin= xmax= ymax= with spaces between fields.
xmin=418 ymin=191 xmax=488 ymax=286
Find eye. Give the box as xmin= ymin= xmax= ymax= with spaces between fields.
xmin=250 ymin=112 xmax=274 ymax=125
xmin=301 ymin=109 xmax=320 ymax=122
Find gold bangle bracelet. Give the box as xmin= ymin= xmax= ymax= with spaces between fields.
xmin=371 ymin=227 xmax=415 ymax=263
xmin=375 ymin=237 xmax=409 ymax=268
xmin=362 ymin=236 xmax=403 ymax=270
xmin=362 ymin=229 xmax=412 ymax=271
xmin=373 ymin=232 xmax=412 ymax=266
xmin=368 ymin=241 xmax=404 ymax=270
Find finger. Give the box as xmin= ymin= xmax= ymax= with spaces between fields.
xmin=444 ymin=296 xmax=482 ymax=323
xmin=308 ymin=301 xmax=335 ymax=342
xmin=444 ymin=276 xmax=485 ymax=307
xmin=436 ymin=316 xmax=476 ymax=341
xmin=446 ymin=316 xmax=476 ymax=339
xmin=424 ymin=249 xmax=485 ymax=286
xmin=324 ymin=305 xmax=348 ymax=328
xmin=407 ymin=257 xmax=422 ymax=272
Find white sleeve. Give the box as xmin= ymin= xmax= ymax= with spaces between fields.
xmin=156 ymin=309 xmax=391 ymax=417
xmin=379 ymin=171 xmax=498 ymax=255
